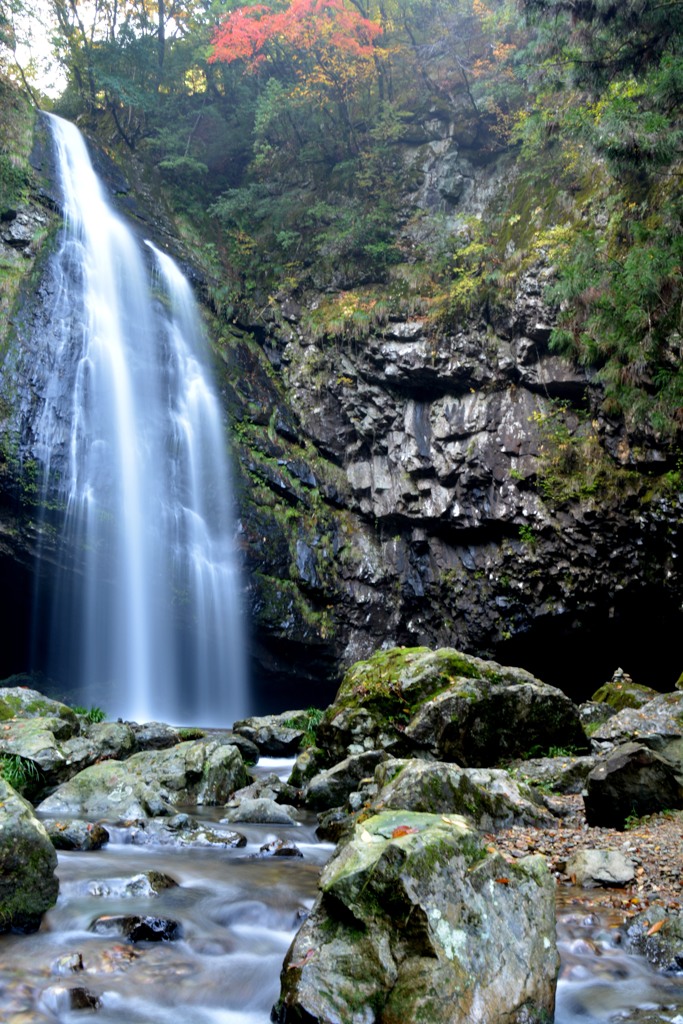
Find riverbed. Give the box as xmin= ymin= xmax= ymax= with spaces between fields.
xmin=1 ymin=760 xmax=682 ymax=1023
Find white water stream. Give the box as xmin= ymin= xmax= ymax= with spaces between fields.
xmin=33 ymin=114 xmax=247 ymax=726
xmin=0 ymin=810 xmax=682 ymax=1023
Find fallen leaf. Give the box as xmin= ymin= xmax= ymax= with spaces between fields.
xmin=392 ymin=825 xmax=419 ymax=838
xmin=288 ymin=949 xmax=315 ymax=970
xmin=495 ymin=877 xmax=510 ymax=885
xmin=646 ymin=919 xmax=666 ymax=936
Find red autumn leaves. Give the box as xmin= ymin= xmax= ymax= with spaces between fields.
xmin=209 ymin=0 xmax=382 ymax=70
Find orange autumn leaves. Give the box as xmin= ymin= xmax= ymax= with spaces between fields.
xmin=209 ymin=0 xmax=382 ymax=71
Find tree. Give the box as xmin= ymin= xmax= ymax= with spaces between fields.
xmin=210 ymin=0 xmax=382 ymax=70
xmin=518 ymin=0 xmax=683 ymax=436
xmin=209 ymin=0 xmax=383 ymax=152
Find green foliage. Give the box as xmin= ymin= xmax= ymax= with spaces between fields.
xmin=518 ymin=523 xmax=535 ymax=547
xmin=177 ymin=727 xmax=206 ymax=740
xmin=0 ymin=753 xmax=41 ymax=792
xmin=284 ymin=706 xmax=325 ymax=748
xmin=517 ymin=0 xmax=683 ymax=437
xmin=548 ymin=205 xmax=683 ymax=435
xmin=72 ymin=704 xmax=106 ymax=723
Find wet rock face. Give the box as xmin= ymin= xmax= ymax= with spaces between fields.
xmin=228 ymin=252 xmax=682 ymax=705
xmin=1 ymin=115 xmax=681 ymax=707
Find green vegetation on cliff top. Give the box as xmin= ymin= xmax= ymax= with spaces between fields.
xmin=2 ymin=0 xmax=682 ymax=441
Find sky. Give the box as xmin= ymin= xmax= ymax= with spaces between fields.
xmin=12 ymin=0 xmax=66 ymax=98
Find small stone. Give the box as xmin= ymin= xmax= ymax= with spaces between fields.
xmin=41 ymin=985 xmax=101 ymax=1013
xmin=566 ymin=849 xmax=636 ymax=888
xmin=89 ymin=914 xmax=182 ymax=942
xmin=50 ymin=953 xmax=84 ymax=976
xmin=256 ymin=838 xmax=303 ymax=858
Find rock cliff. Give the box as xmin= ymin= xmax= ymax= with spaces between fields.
xmin=0 ymin=106 xmax=681 ymax=711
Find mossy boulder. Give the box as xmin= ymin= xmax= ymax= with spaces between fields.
xmin=0 ymin=778 xmax=59 ymax=931
xmin=370 ymin=758 xmax=555 ymax=829
xmin=589 ymin=691 xmax=683 ymax=764
xmin=318 ymin=646 xmax=586 ymax=768
xmin=273 ymin=811 xmax=558 ymax=1024
xmin=36 ymin=739 xmax=247 ymax=821
xmin=591 ymin=679 xmax=660 ymax=712
xmin=0 ymin=718 xmax=135 ymax=798
xmin=0 ymin=686 xmax=79 ymax=729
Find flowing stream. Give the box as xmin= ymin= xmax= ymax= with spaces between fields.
xmin=32 ymin=113 xmax=247 ymax=726
xmin=1 ymin=761 xmax=682 ymax=1021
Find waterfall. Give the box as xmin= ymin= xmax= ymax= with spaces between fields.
xmin=32 ymin=113 xmax=248 ymax=725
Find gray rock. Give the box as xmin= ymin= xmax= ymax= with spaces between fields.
xmin=123 ymin=814 xmax=247 ymax=848
xmin=230 ymin=771 xmax=300 ymax=806
xmin=590 ymin=692 xmax=683 ymax=765
xmin=36 ymin=739 xmax=247 ymax=820
xmin=305 ymin=751 xmax=387 ymax=811
xmin=371 ymin=758 xmax=555 ymax=829
xmin=318 ymin=646 xmax=586 ymax=769
xmin=41 ymin=984 xmax=101 ymax=1013
xmin=43 ymin=818 xmax=109 ymax=850
xmin=509 ymin=754 xmax=597 ymax=795
xmin=405 ymin=675 xmax=586 ymax=767
xmin=565 ymin=849 xmax=635 ymax=888
xmin=50 ymin=953 xmax=84 ymax=976
xmin=232 ymin=711 xmax=307 ymax=755
xmin=624 ymin=907 xmax=683 ymax=972
xmin=221 ymin=797 xmax=300 ymax=825
xmin=579 ymin=701 xmax=617 ymax=730
xmin=256 ymin=838 xmax=303 ymax=858
xmin=86 ymin=871 xmax=178 ymax=898
xmin=90 ymin=914 xmax=182 ymax=942
xmin=584 ymin=741 xmax=683 ymax=828
xmin=273 ymin=811 xmax=558 ymax=1024
xmin=0 ymin=687 xmax=79 ymax=729
xmin=0 ymin=779 xmax=59 ymax=932
xmin=130 ymin=721 xmax=180 ymax=750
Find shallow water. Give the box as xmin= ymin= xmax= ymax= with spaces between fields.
xmin=555 ymin=900 xmax=683 ymax=1024
xmin=2 ymin=783 xmax=682 ymax=1023
xmin=1 ymin=812 xmax=331 ymax=1024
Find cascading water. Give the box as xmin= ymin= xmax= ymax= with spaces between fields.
xmin=32 ymin=113 xmax=247 ymax=725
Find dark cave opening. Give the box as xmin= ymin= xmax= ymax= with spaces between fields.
xmin=494 ymin=586 xmax=683 ymax=704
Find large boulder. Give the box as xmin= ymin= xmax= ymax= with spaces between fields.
xmin=0 ymin=713 xmax=136 ymax=797
xmin=0 ymin=779 xmax=59 ymax=931
xmin=591 ymin=671 xmax=660 ymax=712
xmin=584 ymin=741 xmax=683 ymax=828
xmin=565 ymin=849 xmax=635 ymax=888
xmin=305 ymin=751 xmax=388 ymax=812
xmin=589 ymin=691 xmax=683 ymax=764
xmin=0 ymin=686 xmax=79 ymax=729
xmin=370 ymin=758 xmax=555 ymax=829
xmin=232 ymin=710 xmax=308 ymax=755
xmin=273 ymin=810 xmax=558 ymax=1024
xmin=36 ymin=739 xmax=247 ymax=820
xmin=318 ymin=647 xmax=586 ymax=768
